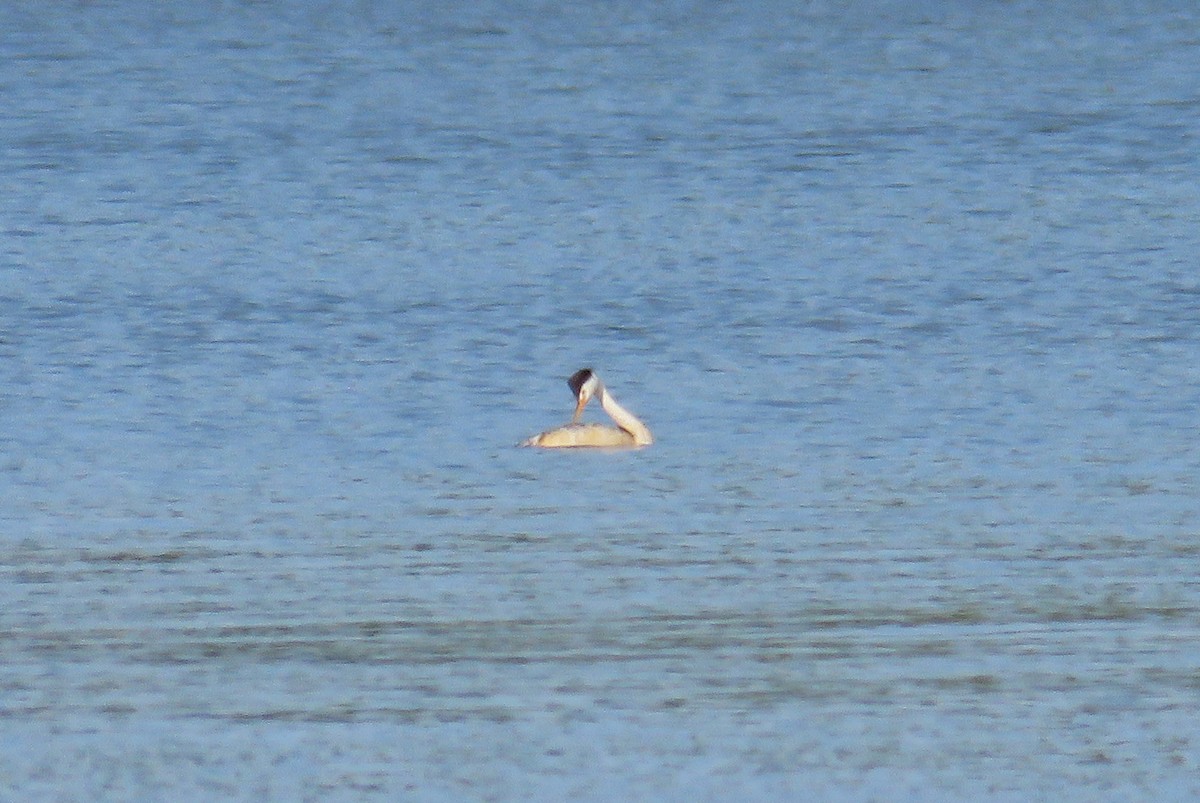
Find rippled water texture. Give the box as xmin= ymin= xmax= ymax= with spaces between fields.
xmin=3 ymin=1 xmax=1200 ymax=799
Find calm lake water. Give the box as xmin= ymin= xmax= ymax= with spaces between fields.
xmin=3 ymin=1 xmax=1200 ymax=799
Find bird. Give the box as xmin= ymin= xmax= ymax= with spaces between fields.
xmin=521 ymin=368 xmax=653 ymax=448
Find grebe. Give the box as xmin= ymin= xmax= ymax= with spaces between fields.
xmin=521 ymin=368 xmax=653 ymax=448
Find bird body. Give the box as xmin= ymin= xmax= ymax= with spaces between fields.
xmin=522 ymin=422 xmax=638 ymax=448
xmin=522 ymin=369 xmax=653 ymax=449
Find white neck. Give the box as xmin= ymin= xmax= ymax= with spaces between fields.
xmin=598 ymin=386 xmax=653 ymax=446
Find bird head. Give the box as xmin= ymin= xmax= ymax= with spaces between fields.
xmin=568 ymin=368 xmax=599 ymax=422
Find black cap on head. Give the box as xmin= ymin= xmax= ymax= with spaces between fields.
xmin=567 ymin=368 xmax=594 ymax=397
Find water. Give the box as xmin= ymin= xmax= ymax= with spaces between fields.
xmin=3 ymin=1 xmax=1200 ymax=799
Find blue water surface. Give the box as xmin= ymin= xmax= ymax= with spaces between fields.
xmin=2 ymin=1 xmax=1199 ymax=799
